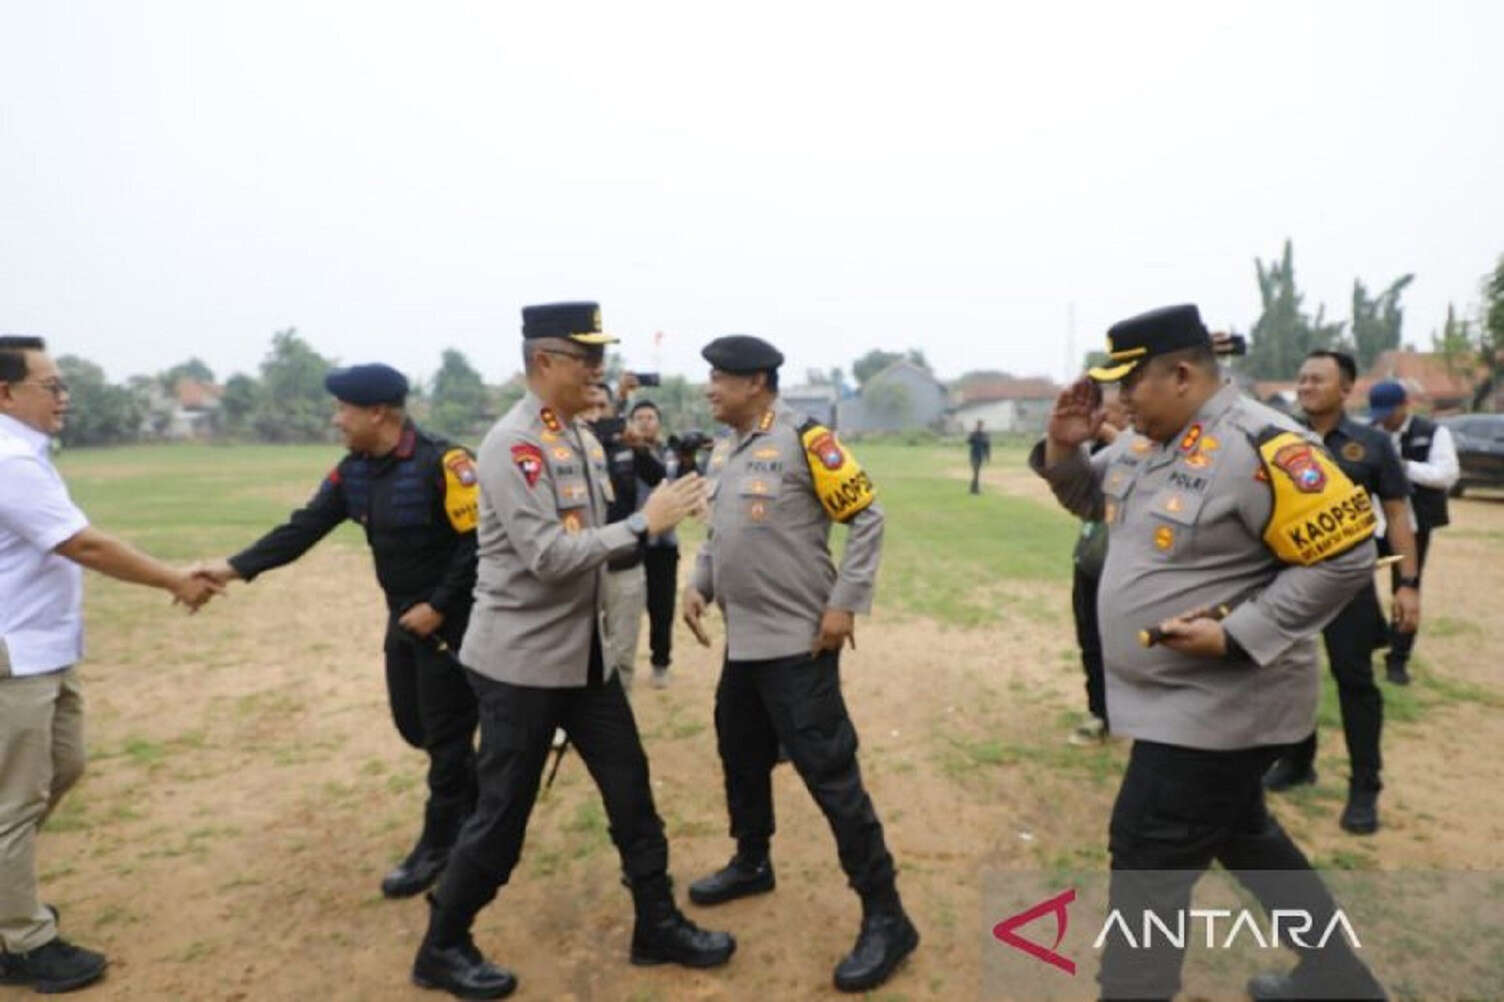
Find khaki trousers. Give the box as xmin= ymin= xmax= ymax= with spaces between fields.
xmin=0 ymin=668 xmax=85 ymax=953
xmin=603 ymin=566 xmax=647 ymax=693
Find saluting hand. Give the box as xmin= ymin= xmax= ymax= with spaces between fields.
xmin=1045 ymin=379 xmax=1106 ymax=460
xmin=682 ymin=587 xmax=712 ymax=648
xmin=811 ymin=608 xmax=856 ymax=657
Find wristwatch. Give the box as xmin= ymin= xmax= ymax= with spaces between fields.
xmin=1394 ymin=575 xmax=1420 ymax=592
xmin=625 ymin=512 xmax=649 ymax=539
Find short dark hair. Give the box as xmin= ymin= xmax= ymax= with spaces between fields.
xmin=1306 ymin=349 xmax=1357 ymax=385
xmin=0 ymin=336 xmax=46 ymax=384
xmin=762 ymin=368 xmax=780 ymax=393
xmin=628 ymin=399 xmax=660 ymax=417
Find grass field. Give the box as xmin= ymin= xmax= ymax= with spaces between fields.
xmin=25 ymin=438 xmax=1504 ymax=1001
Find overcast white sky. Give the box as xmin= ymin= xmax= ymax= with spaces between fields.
xmin=3 ymin=1 xmax=1501 ymax=388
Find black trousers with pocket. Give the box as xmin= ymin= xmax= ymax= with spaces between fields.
xmin=429 ymin=632 xmax=669 ymax=933
xmin=383 ymin=609 xmax=480 ymax=850
xmin=714 ymin=649 xmax=896 ymax=899
xmin=1101 ymin=740 xmax=1365 ymax=1001
xmin=1276 ymin=582 xmax=1385 ymax=788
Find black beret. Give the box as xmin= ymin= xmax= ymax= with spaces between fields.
xmin=701 ymin=335 xmax=785 ymax=373
xmin=324 ymin=363 xmax=409 ymax=406
xmin=1088 ymin=304 xmax=1211 ymax=382
xmin=521 ymin=301 xmax=618 ymax=345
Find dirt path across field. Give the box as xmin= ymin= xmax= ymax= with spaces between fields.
xmin=15 ymin=466 xmax=1503 ymax=1002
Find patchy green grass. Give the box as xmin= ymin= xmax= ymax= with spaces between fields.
xmin=56 ymin=443 xmax=369 ymax=560
xmin=850 ymin=443 xmax=1077 ymax=627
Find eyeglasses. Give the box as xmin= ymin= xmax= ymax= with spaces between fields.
xmin=18 ymin=380 xmax=69 ymax=399
xmin=540 ymin=347 xmax=606 ymax=367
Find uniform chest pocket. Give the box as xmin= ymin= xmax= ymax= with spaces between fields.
xmin=1101 ymin=464 xmax=1137 ymax=525
xmin=554 ymin=476 xmax=590 ymax=511
xmin=1145 ymin=487 xmax=1207 ymax=559
xmin=736 ymin=475 xmax=781 ymax=499
xmin=735 ymin=474 xmax=780 ymax=527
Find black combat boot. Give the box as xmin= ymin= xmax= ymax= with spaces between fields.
xmin=1339 ymin=777 xmax=1381 ymax=835
xmin=833 ymin=889 xmax=919 ymax=993
xmin=383 ymin=842 xmax=450 ymax=898
xmin=687 ymin=848 xmax=774 ymax=906
xmin=630 ymin=874 xmax=736 ymax=968
xmin=412 ymin=880 xmax=515 ymax=999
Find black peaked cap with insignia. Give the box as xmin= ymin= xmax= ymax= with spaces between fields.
xmin=324 ymin=363 xmax=409 ymax=406
xmin=1088 ymin=304 xmax=1212 ymax=382
xmin=521 ymin=301 xmax=618 ymax=345
xmin=701 ymin=334 xmax=785 ymax=373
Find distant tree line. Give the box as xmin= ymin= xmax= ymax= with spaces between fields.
xmin=51 ymin=246 xmax=1504 ymax=449
xmin=1082 ymin=242 xmax=1504 ymax=396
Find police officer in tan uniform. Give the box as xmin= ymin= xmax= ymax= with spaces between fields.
xmin=681 ymin=335 xmax=917 ymax=994
xmin=1032 ymin=305 xmax=1385 ymax=1002
xmin=410 ymin=303 xmax=732 ymax=1000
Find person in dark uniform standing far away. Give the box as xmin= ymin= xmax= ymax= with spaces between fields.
xmin=682 ymin=334 xmax=918 ymax=994
xmin=195 ymin=363 xmax=481 ymax=900
xmin=966 ymin=419 xmax=991 ymax=494
xmin=1261 ymin=352 xmax=1421 ymax=835
xmin=629 ymin=398 xmax=682 ymax=688
xmin=410 ymin=302 xmax=732 ymax=1000
xmin=1369 ymin=379 xmax=1456 ymax=684
xmin=1033 ymin=305 xmax=1385 ymax=1002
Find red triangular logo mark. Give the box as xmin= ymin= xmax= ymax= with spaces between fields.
xmin=992 ymin=887 xmax=1076 ymax=975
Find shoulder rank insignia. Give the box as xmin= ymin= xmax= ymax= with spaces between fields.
xmin=540 ymin=407 xmax=563 ymax=434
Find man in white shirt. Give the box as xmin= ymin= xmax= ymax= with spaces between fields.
xmin=0 ymin=336 xmax=220 ymax=993
xmin=1368 ymin=380 xmax=1459 ymax=685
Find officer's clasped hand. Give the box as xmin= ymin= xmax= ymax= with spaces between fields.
xmin=642 ymin=474 xmax=708 ymax=536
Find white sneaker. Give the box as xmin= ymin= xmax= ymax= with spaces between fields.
xmin=551 ymin=727 xmax=567 ymax=750
xmin=651 ymin=668 xmax=670 ymax=689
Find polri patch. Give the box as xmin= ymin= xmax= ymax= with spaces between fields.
xmin=1273 ymin=443 xmax=1326 ymax=493
xmin=512 ymin=443 xmax=545 ymax=488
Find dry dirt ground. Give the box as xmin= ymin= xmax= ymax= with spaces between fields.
xmin=14 ymin=466 xmax=1504 ymax=1002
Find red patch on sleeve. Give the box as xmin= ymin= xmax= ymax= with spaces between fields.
xmin=511 ymin=444 xmax=545 ymax=488
xmin=1272 ymin=443 xmax=1327 ymax=493
xmin=445 ymin=452 xmax=478 ymax=486
xmin=327 ymin=467 xmax=342 ymax=485
xmin=809 ymin=431 xmax=845 ymax=471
